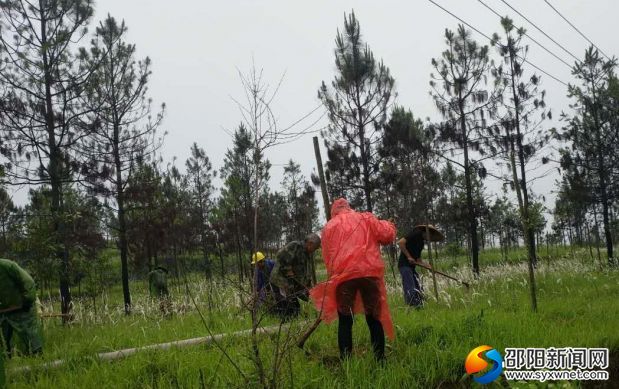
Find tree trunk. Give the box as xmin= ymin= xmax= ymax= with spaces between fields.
xmin=217 ymin=234 xmax=225 ymax=279
xmin=313 ymin=136 xmax=331 ymax=220
xmin=355 ymin=82 xmax=373 ymax=212
xmin=507 ymin=43 xmax=536 ymax=311
xmin=589 ymin=78 xmax=614 ymax=264
xmin=117 ymin=199 xmax=131 ymax=314
xmin=593 ymin=207 xmax=603 ymax=265
xmin=458 ymin=102 xmax=480 ymax=276
xmin=113 ymin=108 xmax=131 ymax=314
xmin=40 ymin=8 xmax=72 ymax=322
xmin=234 ymin=208 xmax=244 ymax=284
xmin=359 ymin=127 xmax=373 ymax=212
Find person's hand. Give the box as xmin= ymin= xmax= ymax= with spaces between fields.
xmin=417 ymin=260 xmax=432 ymax=270
xmin=407 ymin=257 xmax=415 ymax=265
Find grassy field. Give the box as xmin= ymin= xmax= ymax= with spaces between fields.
xmin=5 ymin=248 xmax=619 ymax=388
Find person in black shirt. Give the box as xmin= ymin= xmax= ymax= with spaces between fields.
xmin=398 ymin=229 xmax=432 ymax=307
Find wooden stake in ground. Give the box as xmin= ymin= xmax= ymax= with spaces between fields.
xmin=425 ymin=223 xmax=439 ymax=301
xmin=298 ymin=137 xmax=332 ymax=349
xmin=313 ymin=136 xmax=330 ymax=220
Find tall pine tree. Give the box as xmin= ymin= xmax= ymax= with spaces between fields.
xmin=318 ymin=11 xmax=395 ymax=211
xmin=81 ymin=16 xmax=164 ymax=313
xmin=430 ymin=25 xmax=494 ymax=276
xmin=0 ymin=0 xmax=95 ymax=319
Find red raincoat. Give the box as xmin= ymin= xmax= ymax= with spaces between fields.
xmin=309 ymin=198 xmax=397 ymax=339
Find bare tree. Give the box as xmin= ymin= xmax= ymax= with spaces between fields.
xmin=231 ymin=60 xmax=322 ymax=388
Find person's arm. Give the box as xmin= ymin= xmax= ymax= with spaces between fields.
xmin=398 ymin=237 xmax=416 ymax=263
xmin=11 ymin=263 xmax=37 ymax=310
xmin=369 ymin=215 xmax=396 ymax=244
xmin=270 ymin=249 xmax=292 ymax=293
xmin=269 ymin=260 xmax=284 ymax=290
xmin=398 ymin=236 xmax=432 ymax=269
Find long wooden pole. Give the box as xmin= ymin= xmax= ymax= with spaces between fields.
xmin=423 ymin=153 xmax=439 ymax=302
xmin=415 ymin=262 xmax=469 ymax=288
xmin=313 ymin=136 xmax=330 ymax=221
xmin=0 ymin=306 xmax=20 ymax=314
xmin=298 ymin=137 xmax=332 ymax=349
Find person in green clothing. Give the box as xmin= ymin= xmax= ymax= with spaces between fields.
xmin=270 ymin=233 xmax=321 ymax=319
xmin=0 ymin=258 xmax=43 ymax=357
xmin=148 ymin=266 xmax=171 ymax=316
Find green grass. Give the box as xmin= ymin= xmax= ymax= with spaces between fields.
xmin=5 ymin=249 xmax=619 ymax=388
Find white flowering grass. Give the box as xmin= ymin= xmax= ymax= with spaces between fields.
xmin=6 ymin=247 xmax=619 ymax=388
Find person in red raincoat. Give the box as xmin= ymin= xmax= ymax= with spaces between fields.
xmin=309 ymin=198 xmax=396 ymax=360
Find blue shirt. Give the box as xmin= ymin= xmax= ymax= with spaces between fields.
xmin=256 ymin=259 xmax=275 ymax=292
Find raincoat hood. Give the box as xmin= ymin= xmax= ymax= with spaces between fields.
xmin=330 ymin=198 xmax=352 ymax=218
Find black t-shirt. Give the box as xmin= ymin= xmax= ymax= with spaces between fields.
xmin=398 ymin=230 xmax=425 ymax=268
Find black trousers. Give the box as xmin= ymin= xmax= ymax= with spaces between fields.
xmin=336 ymin=277 xmax=385 ymax=360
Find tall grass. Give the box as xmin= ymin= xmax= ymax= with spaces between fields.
xmin=6 ymin=248 xmax=618 ymax=388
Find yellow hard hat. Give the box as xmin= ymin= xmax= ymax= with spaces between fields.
xmin=251 ymin=251 xmax=265 ymax=264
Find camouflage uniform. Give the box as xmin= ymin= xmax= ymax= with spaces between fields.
xmin=270 ymin=241 xmax=311 ymax=319
xmin=148 ymin=268 xmax=171 ymax=315
xmin=271 ymin=241 xmax=311 ymax=294
xmin=148 ymin=269 xmax=169 ymax=298
xmin=0 ymin=258 xmax=43 ymax=357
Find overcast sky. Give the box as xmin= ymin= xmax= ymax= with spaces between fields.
xmin=12 ymin=0 xmax=618 ymax=219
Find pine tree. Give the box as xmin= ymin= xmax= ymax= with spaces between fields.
xmin=318 ymin=11 xmax=395 ymax=211
xmin=0 ymin=0 xmax=95 ymax=319
xmin=559 ymin=47 xmax=618 ymax=265
xmin=81 ymin=16 xmax=164 ymax=313
xmin=185 ymin=143 xmax=216 ymax=277
xmin=430 ymin=25 xmax=494 ymax=276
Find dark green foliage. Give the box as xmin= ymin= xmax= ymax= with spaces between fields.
xmin=0 ymin=0 xmax=96 ymax=316
xmin=185 ymin=143 xmax=216 ymax=276
xmin=558 ymin=47 xmax=618 ymax=264
xmin=280 ymin=160 xmax=318 ymax=241
xmin=81 ymin=15 xmax=164 ymax=312
xmin=217 ymin=124 xmax=270 ymax=280
xmin=375 ymin=106 xmax=437 ymax=231
xmin=430 ymin=24 xmax=494 ymax=276
xmin=318 ymin=11 xmax=395 ymax=211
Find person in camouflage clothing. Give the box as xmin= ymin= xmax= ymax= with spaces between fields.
xmin=270 ymin=233 xmax=321 ymax=319
xmin=148 ymin=266 xmax=171 ymax=316
xmin=0 ymin=258 xmax=43 ymax=358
